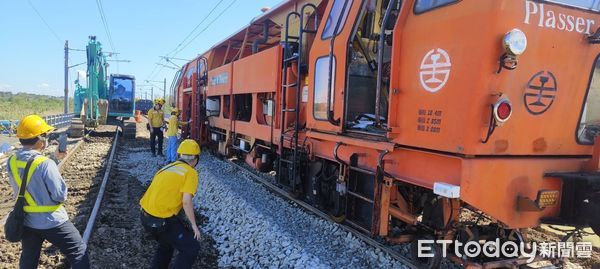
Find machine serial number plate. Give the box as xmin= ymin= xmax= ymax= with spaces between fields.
xmin=417 ymin=109 xmax=443 ymax=134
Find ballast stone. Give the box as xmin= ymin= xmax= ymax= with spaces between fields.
xmin=194 ymin=153 xmax=410 ymax=268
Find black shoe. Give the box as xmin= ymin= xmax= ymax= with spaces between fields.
xmin=158 ymin=153 xmax=164 ymax=157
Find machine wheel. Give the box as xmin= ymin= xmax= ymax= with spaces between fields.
xmin=585 ymin=191 xmax=600 ymax=236
xmin=122 ymin=118 xmax=137 ymax=139
xmin=68 ymin=118 xmax=85 ymax=138
xmin=592 ymin=224 xmax=600 ymax=236
xmin=329 ymin=213 xmax=346 ymax=224
xmin=411 ymin=238 xmax=442 ymax=269
xmin=288 ymin=188 xmax=302 ymax=199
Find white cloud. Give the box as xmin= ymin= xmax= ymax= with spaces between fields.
xmin=37 ymin=83 xmax=50 ymax=88
xmin=0 ymin=84 xmax=12 ymax=90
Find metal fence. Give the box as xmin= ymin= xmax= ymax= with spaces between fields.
xmin=43 ymin=114 xmax=75 ymax=129
xmin=0 ymin=113 xmax=75 ymax=136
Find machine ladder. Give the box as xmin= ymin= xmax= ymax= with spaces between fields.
xmin=278 ymin=4 xmax=318 ymax=192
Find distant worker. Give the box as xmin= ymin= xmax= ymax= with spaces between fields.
xmin=140 ymin=139 xmax=202 ymax=269
xmin=147 ymin=98 xmax=166 ymax=157
xmin=6 ymin=115 xmax=90 ymax=269
xmin=165 ymin=109 xmax=191 ymax=163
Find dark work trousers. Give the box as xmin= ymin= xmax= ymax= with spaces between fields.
xmin=143 ymin=217 xmax=200 ymax=269
xmin=150 ymin=127 xmax=164 ymax=156
xmin=20 ymin=220 xmax=90 ymax=269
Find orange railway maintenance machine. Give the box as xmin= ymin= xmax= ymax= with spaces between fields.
xmin=173 ymin=0 xmax=600 ymax=267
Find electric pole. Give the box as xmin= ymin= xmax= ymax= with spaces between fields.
xmin=145 ymin=79 xmax=167 ymax=101
xmin=151 ymin=87 xmax=154 ymax=100
xmin=64 ymin=40 xmax=69 ymax=114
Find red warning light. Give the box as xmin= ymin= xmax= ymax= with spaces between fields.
xmin=494 ymin=99 xmax=513 ymax=123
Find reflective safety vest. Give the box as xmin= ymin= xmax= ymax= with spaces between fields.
xmin=9 ymin=155 xmax=64 ymax=213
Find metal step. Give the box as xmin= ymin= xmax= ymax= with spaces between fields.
xmin=279 ymin=158 xmax=295 ymax=164
xmin=282 ymin=83 xmax=298 ymax=88
xmin=282 ymin=109 xmax=296 ymax=113
xmin=284 ymin=55 xmax=299 ymax=63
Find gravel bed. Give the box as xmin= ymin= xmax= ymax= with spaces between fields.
xmin=195 ymin=153 xmax=410 ymax=269
xmin=85 ymin=120 xmax=219 ymax=268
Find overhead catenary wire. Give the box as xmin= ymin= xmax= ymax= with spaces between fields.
xmin=165 ymin=0 xmax=226 ymax=56
xmin=26 ymin=0 xmax=62 ymax=44
xmin=95 ymin=0 xmax=119 ymax=71
xmin=146 ymin=0 xmax=228 ymax=82
xmin=175 ymin=0 xmax=238 ymax=55
xmin=148 ymin=0 xmax=238 ymax=82
xmin=95 ymin=0 xmax=115 ymax=51
xmin=147 ymin=0 xmax=224 ymax=79
xmin=148 ymin=0 xmax=237 ymax=80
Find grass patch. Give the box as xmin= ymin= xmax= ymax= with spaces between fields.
xmin=0 ymin=91 xmax=73 ymax=120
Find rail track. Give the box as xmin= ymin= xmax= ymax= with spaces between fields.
xmin=0 ymin=125 xmax=118 ymax=268
xmin=83 ymin=121 xmax=219 ymax=268
xmin=0 ymin=119 xmax=219 ymax=268
xmin=223 ymin=158 xmax=430 ymax=269
xmin=223 ymin=157 xmax=600 ymax=269
xmin=222 ymin=158 xmax=600 ymax=269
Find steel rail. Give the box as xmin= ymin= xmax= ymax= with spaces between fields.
xmin=57 ymin=129 xmax=93 ymax=172
xmin=82 ymin=126 xmax=120 ymax=244
xmin=225 ymin=159 xmax=418 ymax=269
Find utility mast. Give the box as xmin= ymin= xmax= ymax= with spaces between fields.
xmin=64 ymin=40 xmax=69 ymax=113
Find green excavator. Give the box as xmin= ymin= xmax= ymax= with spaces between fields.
xmin=69 ymin=36 xmax=137 ymax=138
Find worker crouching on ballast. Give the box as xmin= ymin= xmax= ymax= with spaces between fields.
xmin=5 ymin=115 xmax=90 ymax=269
xmin=147 ymin=98 xmax=166 ymax=157
xmin=140 ymin=139 xmax=202 ymax=269
xmin=166 ymin=109 xmax=190 ymax=163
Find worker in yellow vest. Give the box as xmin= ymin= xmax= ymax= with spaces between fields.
xmin=147 ymin=98 xmax=166 ymax=157
xmin=165 ymin=109 xmax=190 ymax=163
xmin=6 ymin=115 xmax=90 ymax=269
xmin=140 ymin=139 xmax=202 ymax=268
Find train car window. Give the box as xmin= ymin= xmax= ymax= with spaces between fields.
xmin=206 ymin=97 xmax=221 ymax=117
xmin=234 ymin=94 xmax=252 ymax=122
xmin=175 ymin=69 xmax=183 ymax=87
xmin=184 ymin=65 xmax=194 ymax=88
xmin=545 ymin=0 xmax=600 ymax=11
xmin=414 ymin=0 xmax=458 ymax=14
xmin=314 ymin=57 xmax=335 ymax=120
xmin=223 ymin=96 xmax=231 ymax=119
xmin=322 ymin=0 xmax=354 ymax=39
xmin=578 ymin=56 xmax=600 ymax=144
xmin=170 ymin=69 xmax=182 ymax=106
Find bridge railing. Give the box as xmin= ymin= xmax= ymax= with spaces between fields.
xmin=42 ymin=113 xmax=75 ymax=129
xmin=0 ymin=113 xmax=75 ymax=136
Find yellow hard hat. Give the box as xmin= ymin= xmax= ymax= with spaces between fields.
xmin=171 ymin=108 xmax=180 ymax=114
xmin=17 ymin=115 xmax=55 ymax=139
xmin=177 ymin=139 xmax=201 ymax=156
xmin=154 ymin=98 xmax=165 ymax=105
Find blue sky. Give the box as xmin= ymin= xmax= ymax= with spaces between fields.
xmin=0 ymin=0 xmax=282 ymax=97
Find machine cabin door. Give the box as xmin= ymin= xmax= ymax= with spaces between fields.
xmin=108 ymin=75 xmax=136 ymax=117
xmin=307 ymin=0 xmax=362 ymax=134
